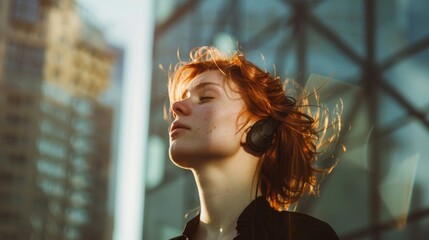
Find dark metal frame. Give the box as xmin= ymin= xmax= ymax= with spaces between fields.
xmin=153 ymin=0 xmax=429 ymax=239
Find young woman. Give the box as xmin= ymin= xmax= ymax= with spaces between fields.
xmin=167 ymin=46 xmax=341 ymax=240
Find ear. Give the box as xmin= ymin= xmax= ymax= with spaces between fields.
xmin=240 ymin=120 xmax=255 ymax=145
xmin=239 ymin=116 xmax=256 ymax=146
xmin=240 ymin=127 xmax=249 ymax=145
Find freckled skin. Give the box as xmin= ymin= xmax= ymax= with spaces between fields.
xmin=169 ymin=71 xmax=247 ymax=168
xmin=208 ymin=126 xmax=216 ymax=134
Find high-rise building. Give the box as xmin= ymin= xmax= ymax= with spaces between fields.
xmin=0 ymin=0 xmax=118 ymax=239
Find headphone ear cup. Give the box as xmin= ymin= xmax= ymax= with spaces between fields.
xmin=246 ymin=118 xmax=279 ymax=152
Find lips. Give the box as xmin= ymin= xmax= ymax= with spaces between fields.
xmin=170 ymin=121 xmax=190 ymax=133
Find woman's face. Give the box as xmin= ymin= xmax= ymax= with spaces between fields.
xmin=169 ymin=70 xmax=247 ymax=168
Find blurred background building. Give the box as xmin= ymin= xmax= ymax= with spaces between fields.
xmin=146 ymin=0 xmax=429 ymax=240
xmin=0 ymin=0 xmax=121 ymax=239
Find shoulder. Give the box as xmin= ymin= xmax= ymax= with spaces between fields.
xmin=274 ymin=210 xmax=339 ymax=240
xmin=236 ymin=196 xmax=339 ymax=240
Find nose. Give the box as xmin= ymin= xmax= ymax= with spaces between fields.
xmin=171 ymin=99 xmax=190 ymax=117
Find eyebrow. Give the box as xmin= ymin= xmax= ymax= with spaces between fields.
xmin=186 ymin=82 xmax=222 ymax=93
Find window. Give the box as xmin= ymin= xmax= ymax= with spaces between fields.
xmin=0 ymin=193 xmax=23 ymax=206
xmin=0 ymin=211 xmax=20 ymax=223
xmin=70 ymin=191 xmax=90 ymax=206
xmin=37 ymin=177 xmax=65 ymax=197
xmin=37 ymin=137 xmax=67 ymax=159
xmin=71 ymin=156 xmax=88 ymax=172
xmin=4 ymin=113 xmax=31 ymax=126
xmin=0 ymin=172 xmax=14 ymax=184
xmin=66 ymin=207 xmax=88 ymax=224
xmin=37 ymin=159 xmax=65 ymax=179
xmin=10 ymin=0 xmax=40 ymax=24
xmin=6 ymin=94 xmax=33 ymax=108
xmin=40 ymin=101 xmax=69 ymax=122
xmin=73 ymin=99 xmax=93 ymax=115
xmin=40 ymin=119 xmax=68 ymax=140
xmin=72 ymin=136 xmax=92 ymax=154
xmin=72 ymin=118 xmax=93 ymax=134
xmin=8 ymin=153 xmax=27 ymax=165
xmin=6 ymin=41 xmax=44 ymax=75
xmin=1 ymin=132 xmax=29 ymax=147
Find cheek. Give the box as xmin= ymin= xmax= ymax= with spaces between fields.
xmin=197 ymin=127 xmax=215 ymax=135
xmin=212 ymin=116 xmax=239 ymax=136
xmin=206 ymin=125 xmax=216 ymax=135
xmin=198 ymin=106 xmax=241 ymax=136
xmin=197 ymin=109 xmax=217 ymax=134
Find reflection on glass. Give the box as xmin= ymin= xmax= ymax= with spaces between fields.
xmin=147 ymin=0 xmax=429 ymax=239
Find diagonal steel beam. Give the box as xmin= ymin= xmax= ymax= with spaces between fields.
xmin=380 ymin=36 xmax=429 ymax=71
xmin=379 ymin=104 xmax=429 ymax=137
xmin=306 ymin=11 xmax=365 ymax=67
xmin=341 ymin=207 xmax=429 ymax=240
xmin=282 ymin=0 xmax=326 ymax=8
xmin=242 ymin=16 xmax=294 ymax=51
xmin=379 ymin=77 xmax=429 ymax=131
xmin=309 ymin=0 xmax=328 ymax=7
xmin=208 ymin=0 xmax=235 ymax=44
xmin=154 ymin=0 xmax=200 ymax=40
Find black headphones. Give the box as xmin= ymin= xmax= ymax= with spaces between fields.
xmin=246 ymin=118 xmax=280 ymax=153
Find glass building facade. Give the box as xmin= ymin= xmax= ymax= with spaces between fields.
xmin=145 ymin=0 xmax=429 ymax=239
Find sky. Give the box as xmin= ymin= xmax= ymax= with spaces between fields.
xmin=79 ymin=1 xmax=154 ymax=240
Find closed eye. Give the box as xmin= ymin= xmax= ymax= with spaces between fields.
xmin=199 ymin=96 xmax=214 ymax=102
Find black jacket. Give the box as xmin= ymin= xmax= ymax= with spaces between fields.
xmin=170 ymin=196 xmax=339 ymax=239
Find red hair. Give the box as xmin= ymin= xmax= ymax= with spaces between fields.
xmin=167 ymin=46 xmax=342 ymax=209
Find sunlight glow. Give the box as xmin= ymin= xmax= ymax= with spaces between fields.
xmin=379 ymin=154 xmax=419 ymax=228
xmin=113 ymin=1 xmax=154 ymax=240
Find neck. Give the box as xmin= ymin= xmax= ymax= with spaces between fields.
xmin=191 ymin=154 xmax=260 ymax=239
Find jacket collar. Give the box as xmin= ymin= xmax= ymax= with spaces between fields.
xmin=175 ymin=196 xmax=273 ymax=239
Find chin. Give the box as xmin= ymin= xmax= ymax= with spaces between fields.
xmin=168 ymin=149 xmax=194 ymax=169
